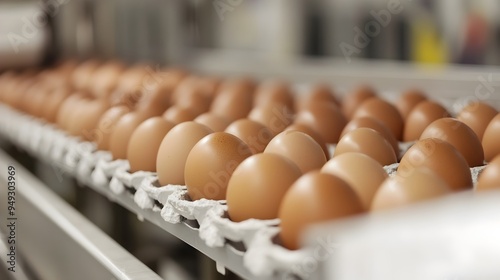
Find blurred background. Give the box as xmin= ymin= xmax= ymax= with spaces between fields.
xmin=1 ymin=0 xmax=500 ymax=68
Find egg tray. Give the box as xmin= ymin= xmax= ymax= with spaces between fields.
xmin=0 ymin=104 xmax=487 ymax=279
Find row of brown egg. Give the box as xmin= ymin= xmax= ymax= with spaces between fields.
xmin=1 ymin=60 xmax=500 ymax=251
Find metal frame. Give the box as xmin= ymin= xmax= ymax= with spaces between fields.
xmin=0 ymin=149 xmax=163 ymax=280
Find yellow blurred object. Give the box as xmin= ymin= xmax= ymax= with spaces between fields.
xmin=411 ymin=20 xmax=448 ymax=64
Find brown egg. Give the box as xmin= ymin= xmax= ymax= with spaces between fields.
xmin=335 ymin=128 xmax=397 ymax=166
xmin=254 ymin=81 xmax=294 ymax=112
xmin=185 ymin=132 xmax=252 ymax=200
xmin=285 ymin=123 xmax=329 ymax=159
xmin=41 ymin=87 xmax=71 ymax=122
xmin=398 ymin=138 xmax=472 ymax=191
xmin=420 ymin=118 xmax=484 ymax=167
xmin=157 ymin=122 xmax=213 ymax=185
xmin=91 ymin=61 xmax=125 ymax=98
xmin=322 ymin=152 xmax=388 ymax=210
xmin=341 ymin=117 xmax=399 ymax=156
xmin=342 ymin=85 xmax=376 ymax=119
xmin=482 ymin=113 xmax=500 ymax=162
xmin=109 ymin=112 xmax=150 ymax=160
xmin=210 ymin=78 xmax=255 ymax=121
xmin=371 ymin=168 xmax=451 ymax=211
xmin=395 ymin=89 xmax=427 ymax=120
xmin=295 ymin=102 xmax=347 ymax=144
xmin=476 ymin=155 xmax=500 ymax=191
xmin=66 ymin=98 xmax=91 ymax=136
xmin=279 ymin=171 xmax=363 ymax=250
xmin=24 ymin=85 xmax=49 ymax=117
xmin=162 ymin=106 xmax=198 ymax=124
xmin=127 ymin=117 xmax=175 ymax=172
xmin=11 ymin=80 xmax=38 ymax=111
xmin=173 ymin=86 xmax=212 ymax=115
xmin=403 ymin=101 xmax=451 ymax=142
xmin=56 ymin=94 xmax=86 ymax=130
xmin=226 ymin=153 xmax=302 ymax=222
xmin=225 ymin=119 xmax=274 ymax=154
xmin=135 ymin=84 xmax=172 ymax=116
xmin=198 ymin=76 xmax=222 ymax=98
xmin=353 ymin=97 xmax=404 ymax=140
xmin=73 ymin=99 xmax=110 ymax=140
xmin=457 ymin=102 xmax=498 ymax=141
xmin=264 ymin=130 xmax=327 ymax=173
xmin=72 ymin=60 xmax=100 ymax=91
xmin=295 ymin=84 xmax=339 ymax=112
xmin=248 ymin=103 xmax=294 ymax=136
xmin=144 ymin=68 xmax=187 ymax=96
xmin=70 ymin=98 xmax=109 ymax=138
xmin=194 ymin=113 xmax=231 ymax=132
xmin=94 ymin=105 xmax=130 ymax=150
xmin=116 ymin=65 xmax=148 ymax=91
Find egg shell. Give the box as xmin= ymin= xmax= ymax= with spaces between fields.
xmin=353 ymin=97 xmax=404 ymax=140
xmin=24 ymin=85 xmax=49 ymax=117
xmin=91 ymin=61 xmax=125 ymax=98
xmin=226 ymin=153 xmax=302 ymax=222
xmin=115 ymin=66 xmax=148 ymax=91
xmin=285 ymin=123 xmax=329 ymax=159
xmin=110 ymin=88 xmax=143 ymax=109
xmin=127 ymin=117 xmax=175 ymax=172
xmin=322 ymin=152 xmax=388 ymax=210
xmin=210 ymin=78 xmax=255 ymax=121
xmin=109 ymin=112 xmax=150 ymax=160
xmin=420 ymin=118 xmax=484 ymax=167
xmin=341 ymin=116 xmax=399 ymax=156
xmin=395 ymin=89 xmax=427 ymax=120
xmin=76 ymin=99 xmax=111 ymax=141
xmin=398 ymin=138 xmax=473 ymax=191
xmin=56 ymin=94 xmax=86 ymax=130
xmin=482 ymin=113 xmax=500 ymax=162
xmin=162 ymin=106 xmax=198 ymax=124
xmin=335 ymin=128 xmax=397 ymax=166
xmin=225 ymin=119 xmax=274 ymax=154
xmin=403 ymin=101 xmax=451 ymax=142
xmin=254 ymin=81 xmax=295 ymax=112
xmin=248 ymin=103 xmax=294 ymax=136
xmin=457 ymin=102 xmax=498 ymax=141
xmin=476 ymin=155 xmax=500 ymax=191
xmin=196 ymin=76 xmax=222 ymax=98
xmin=156 ymin=122 xmax=213 ymax=186
xmin=135 ymin=83 xmax=173 ymax=116
xmin=342 ymin=85 xmax=376 ymax=119
xmin=72 ymin=60 xmax=100 ymax=91
xmin=279 ymin=171 xmax=363 ymax=250
xmin=95 ymin=105 xmax=130 ymax=150
xmin=371 ymin=168 xmax=451 ymax=211
xmin=265 ymin=130 xmax=327 ymax=173
xmin=41 ymin=87 xmax=71 ymax=122
xmin=295 ymin=102 xmax=347 ymax=144
xmin=185 ymin=132 xmax=252 ymax=200
xmin=295 ymin=84 xmax=339 ymax=112
xmin=194 ymin=113 xmax=231 ymax=132
xmin=173 ymin=85 xmax=212 ymax=115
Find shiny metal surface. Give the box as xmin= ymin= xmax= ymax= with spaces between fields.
xmin=0 ymin=149 xmax=162 ymax=280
